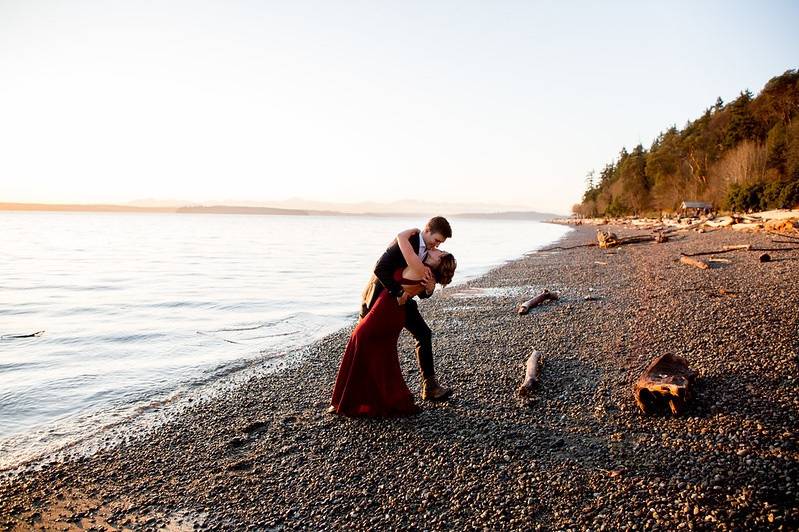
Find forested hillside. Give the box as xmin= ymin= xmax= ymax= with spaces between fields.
xmin=575 ymin=69 xmax=799 ymax=217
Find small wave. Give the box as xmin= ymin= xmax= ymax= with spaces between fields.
xmin=208 ymin=324 xmax=270 ymax=332
xmin=0 ymin=361 xmax=46 ymax=372
xmin=0 ymin=284 xmax=124 ymax=292
xmin=150 ymin=300 xmax=212 ymax=309
xmin=0 ymin=307 xmax=37 ymax=316
xmin=92 ymin=332 xmax=170 ymax=344
xmin=195 ymin=331 xmax=243 ymax=344
xmin=196 ymin=312 xmax=346 ymax=346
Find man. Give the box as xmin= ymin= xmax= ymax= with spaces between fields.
xmin=360 ymin=216 xmax=453 ymax=401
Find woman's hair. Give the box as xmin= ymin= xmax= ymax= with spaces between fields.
xmin=432 ymin=252 xmax=457 ymax=286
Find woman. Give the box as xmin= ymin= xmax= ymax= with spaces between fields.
xmin=330 ymin=229 xmax=457 ymax=416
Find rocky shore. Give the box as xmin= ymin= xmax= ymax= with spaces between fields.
xmin=1 ymin=225 xmax=797 ymax=530
xmin=555 ymin=208 xmax=799 ymax=234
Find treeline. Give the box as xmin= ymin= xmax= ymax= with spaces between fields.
xmin=574 ymin=69 xmax=799 ymax=217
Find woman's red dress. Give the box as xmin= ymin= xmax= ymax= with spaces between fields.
xmin=330 ymin=269 xmax=421 ymax=416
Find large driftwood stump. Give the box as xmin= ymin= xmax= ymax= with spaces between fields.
xmin=633 ymin=353 xmax=698 ymax=415
xmin=597 ymin=230 xmax=658 ymax=249
xmin=517 ymin=351 xmax=541 ymax=397
xmin=597 ymin=230 xmax=618 ymax=248
xmin=518 ymin=290 xmax=559 ymax=315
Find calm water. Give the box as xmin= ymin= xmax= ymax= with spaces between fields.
xmin=0 ymin=212 xmax=570 ymax=468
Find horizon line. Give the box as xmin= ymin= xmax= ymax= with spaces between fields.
xmin=0 ymin=201 xmax=567 ymax=218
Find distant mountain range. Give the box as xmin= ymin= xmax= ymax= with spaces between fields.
xmin=128 ymin=197 xmax=555 ymax=215
xmin=0 ymin=199 xmax=564 ymax=220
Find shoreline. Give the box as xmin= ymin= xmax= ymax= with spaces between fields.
xmin=0 ymin=222 xmax=570 ymax=474
xmin=1 ymin=225 xmax=797 ymax=529
xmin=551 ymin=208 xmax=799 ymax=233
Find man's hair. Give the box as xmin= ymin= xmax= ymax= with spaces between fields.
xmin=433 ymin=253 xmax=457 ymax=286
xmin=425 ymin=216 xmax=452 ymax=238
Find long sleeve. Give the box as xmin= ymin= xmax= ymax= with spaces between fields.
xmin=374 ymin=233 xmax=428 ymax=299
xmin=373 ymin=240 xmax=405 ymax=298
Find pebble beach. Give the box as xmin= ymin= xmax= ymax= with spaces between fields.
xmin=1 ymin=225 xmax=798 ymax=530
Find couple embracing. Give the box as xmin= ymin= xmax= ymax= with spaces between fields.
xmin=330 ymin=216 xmax=457 ymax=416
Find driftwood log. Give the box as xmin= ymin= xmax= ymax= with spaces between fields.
xmin=517 ymin=351 xmax=542 ymax=397
xmin=597 ymin=230 xmax=658 ymax=249
xmin=543 ymin=229 xmax=666 ymax=252
xmin=518 ymin=290 xmax=559 ymax=315
xmin=764 ymin=219 xmax=798 ymax=233
xmin=682 ymin=244 xmax=750 ymax=257
xmin=681 ymin=244 xmax=799 ymax=266
xmin=679 ymin=255 xmax=709 ymax=270
xmin=662 ymin=220 xmax=706 ymax=234
xmin=768 ymin=230 xmax=799 ymax=240
xmin=0 ymin=330 xmax=44 ymax=339
xmin=753 ymin=246 xmax=799 ymax=252
xmin=540 ymin=242 xmax=596 ymax=251
xmin=633 ymin=353 xmax=697 ymax=415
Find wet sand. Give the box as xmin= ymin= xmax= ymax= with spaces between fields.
xmin=1 ymin=225 xmax=798 ymax=530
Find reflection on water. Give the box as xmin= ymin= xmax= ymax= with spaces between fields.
xmin=0 ymin=212 xmax=570 ymax=468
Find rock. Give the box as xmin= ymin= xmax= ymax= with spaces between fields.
xmin=227 ymin=460 xmax=253 ymax=472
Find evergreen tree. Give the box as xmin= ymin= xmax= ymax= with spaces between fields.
xmin=575 ymin=70 xmax=799 ymax=216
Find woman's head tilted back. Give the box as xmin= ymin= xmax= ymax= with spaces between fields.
xmin=425 ymin=248 xmax=457 ymax=286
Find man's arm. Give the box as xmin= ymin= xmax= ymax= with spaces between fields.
xmin=373 ymin=239 xmax=406 ymax=298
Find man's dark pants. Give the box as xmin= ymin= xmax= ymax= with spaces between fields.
xmin=360 ymin=296 xmax=434 ymax=379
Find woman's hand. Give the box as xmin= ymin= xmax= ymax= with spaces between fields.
xmin=422 ymin=267 xmax=436 ymax=294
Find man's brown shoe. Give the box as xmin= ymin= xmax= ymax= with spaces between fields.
xmin=421 ymin=375 xmax=452 ymax=401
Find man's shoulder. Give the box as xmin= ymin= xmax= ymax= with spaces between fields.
xmin=409 ymin=232 xmax=421 ymax=250
xmin=385 ymin=232 xmax=419 ymax=251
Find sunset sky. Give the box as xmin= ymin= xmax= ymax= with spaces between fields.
xmin=1 ymin=1 xmax=797 ymax=213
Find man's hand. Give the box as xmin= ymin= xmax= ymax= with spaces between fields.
xmin=397 ymin=292 xmax=410 ymax=305
xmin=422 ymin=268 xmax=436 ymax=295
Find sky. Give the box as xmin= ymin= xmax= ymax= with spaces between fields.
xmin=1 ymin=1 xmax=797 ymax=214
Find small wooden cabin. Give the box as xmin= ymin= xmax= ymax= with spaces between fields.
xmin=679 ymin=200 xmax=712 ymax=216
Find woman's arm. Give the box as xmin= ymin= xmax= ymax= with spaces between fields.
xmin=397 ymin=228 xmax=426 ymax=277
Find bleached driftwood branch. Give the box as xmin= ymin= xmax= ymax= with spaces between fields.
xmin=518 ymin=290 xmax=559 ymax=315
xmin=517 ymin=351 xmax=542 ymax=398
xmin=679 ymin=255 xmax=709 ymax=270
